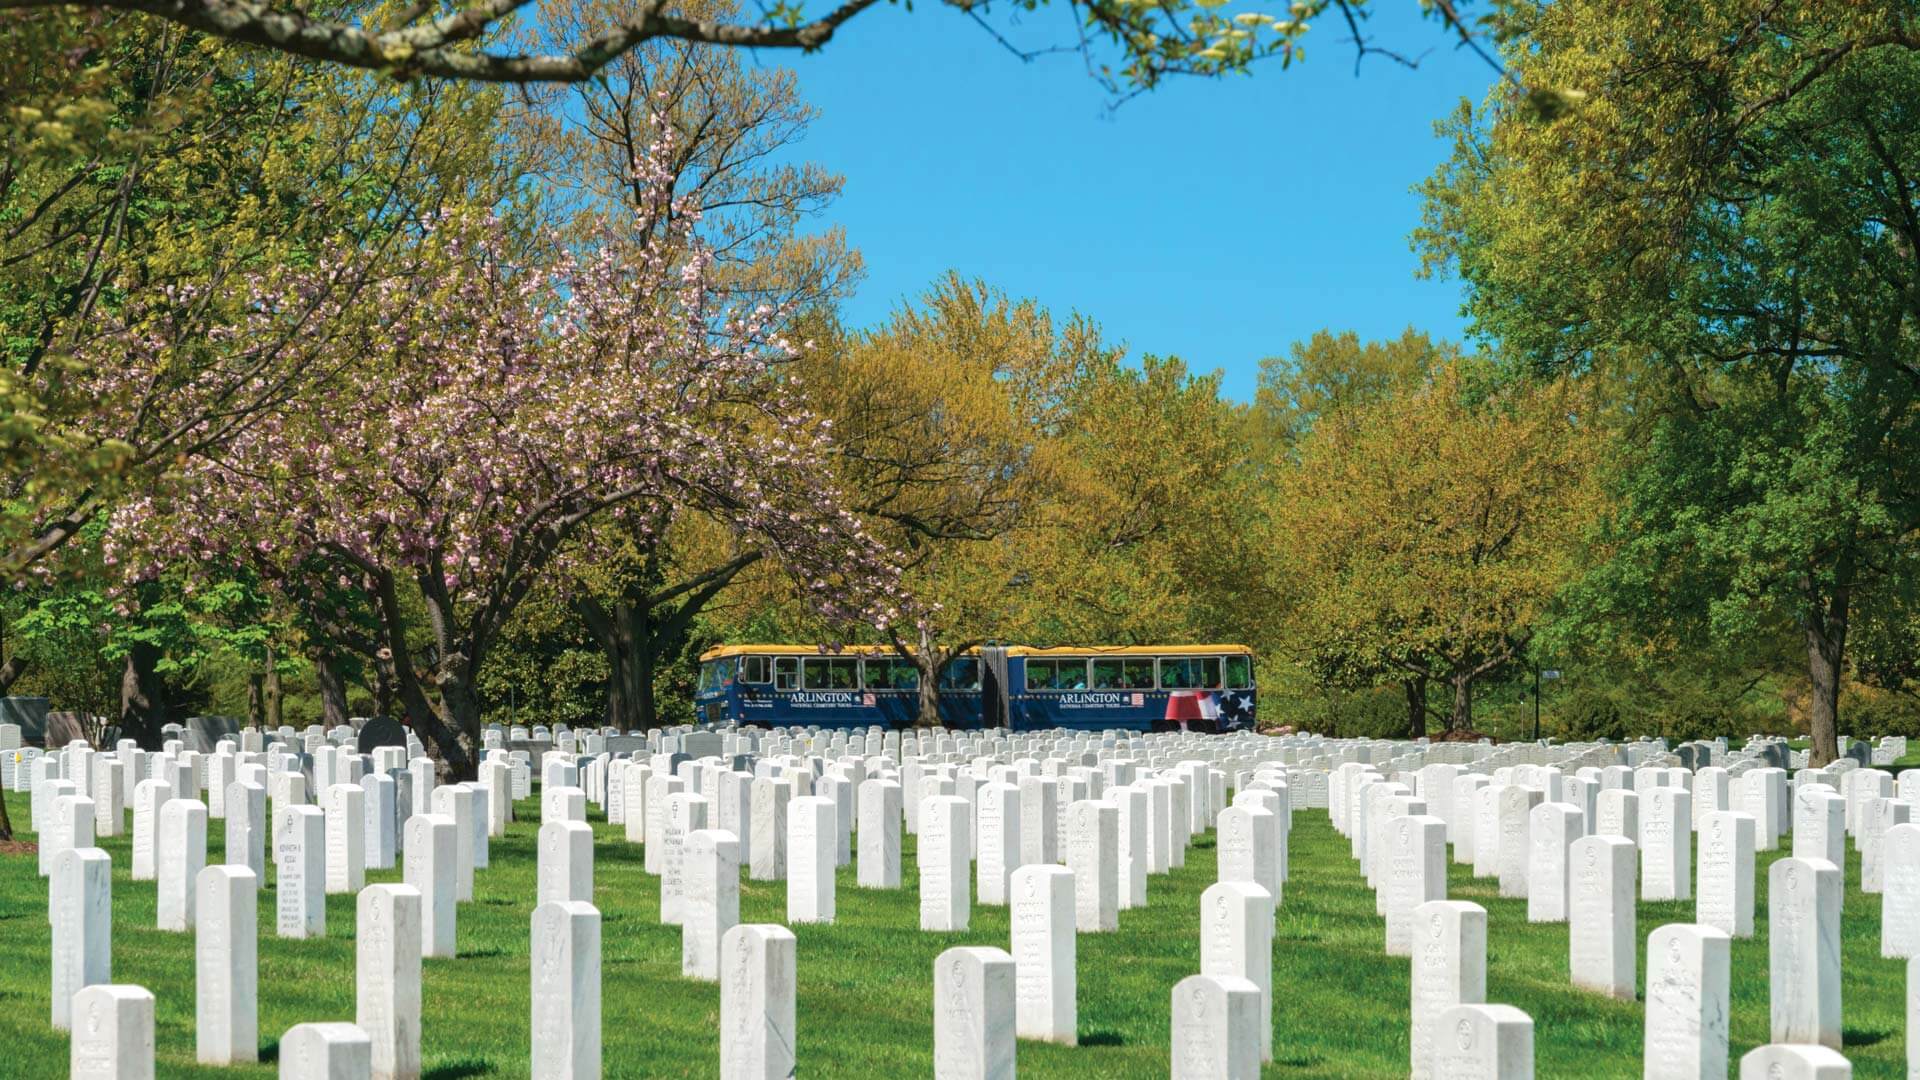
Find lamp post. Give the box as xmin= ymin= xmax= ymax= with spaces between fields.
xmin=1532 ymin=666 xmax=1560 ymax=741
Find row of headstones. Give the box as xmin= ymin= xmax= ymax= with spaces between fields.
xmin=947 ymin=921 xmax=1855 ymax=1080
xmin=55 ymin=842 xmax=429 ymax=1080
xmin=1332 ymin=757 xmax=1920 ymax=1078
xmin=42 ymin=724 xmax=1297 ymax=1077
xmin=29 ymin=741 xmax=499 ymax=961
xmin=528 ymin=743 xmax=1300 ymax=1077
xmin=38 ymin=726 xmax=1883 ymax=1078
xmin=9 ymin=717 xmax=1297 ymax=796
xmin=4 ymin=719 xmax=1902 ymax=789
xmin=21 ymin=723 xmax=527 ymax=826
xmin=531 ymin=732 xmax=1306 ymax=1077
xmin=1252 ymin=728 xmax=1915 ymax=793
xmin=46 ymin=778 xmax=1870 ymax=1080
xmin=22 ymin=722 xmax=1881 ymax=949
xmin=485 ymin=718 xmax=1179 ymax=762
xmin=1399 ymin=894 xmax=1864 ymax=1080
xmin=1338 ymin=760 xmax=1920 ymax=960
xmin=42 ymin=751 xmax=603 ymax=1077
xmin=557 ymin=739 xmax=1285 ymax=917
xmin=72 ymin=984 xmax=391 ymax=1080
xmin=28 ymin=721 xmax=1297 ymax=953
xmin=41 ymin=714 xmax=1873 ymax=1068
xmin=5 ymin=717 xmax=1707 ymax=814
xmin=10 ymin=732 xmax=459 ymax=820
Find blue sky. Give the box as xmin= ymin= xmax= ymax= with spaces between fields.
xmin=770 ymin=0 xmax=1496 ymax=400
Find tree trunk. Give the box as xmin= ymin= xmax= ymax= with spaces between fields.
xmin=366 ymin=567 xmax=475 ymax=780
xmin=119 ymin=641 xmax=168 ymax=749
xmin=914 ymin=625 xmax=943 ymax=728
xmin=581 ymin=596 xmax=645 ymax=732
xmin=602 ymin=659 xmax=627 ymax=731
xmin=633 ymin=623 xmax=658 ymax=730
xmin=391 ymin=669 xmax=474 ymax=782
xmin=1405 ymin=674 xmax=1428 ymax=740
xmin=263 ymin=643 xmax=283 ymax=728
xmin=0 ymin=614 xmax=13 ymax=825
xmin=916 ymin=672 xmax=942 ymax=728
xmin=587 ymin=549 xmax=763 ymax=732
xmin=418 ymin=676 xmax=481 ymax=783
xmin=370 ymin=659 xmax=396 ymax=720
xmin=315 ymin=654 xmax=349 ymax=728
xmin=1805 ymin=580 xmax=1848 ymax=768
xmin=246 ymin=673 xmax=264 ymax=728
xmin=0 ymin=613 xmax=26 ymax=693
xmin=1448 ymin=672 xmax=1473 ymax=734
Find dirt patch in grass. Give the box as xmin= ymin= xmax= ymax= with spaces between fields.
xmin=0 ymin=840 xmax=39 ymax=857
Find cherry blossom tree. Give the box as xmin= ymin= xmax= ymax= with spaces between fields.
xmin=107 ymin=161 xmax=905 ymax=778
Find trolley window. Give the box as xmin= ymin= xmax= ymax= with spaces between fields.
xmin=802 ymin=657 xmax=860 ymax=690
xmin=697 ymin=658 xmax=734 ymax=694
xmin=865 ymin=658 xmax=920 ymax=691
xmin=1092 ymin=657 xmax=1155 ymax=689
xmin=1222 ymin=654 xmax=1253 ymax=689
xmin=741 ymin=656 xmax=771 ymax=684
xmin=938 ymin=657 xmax=981 ymax=691
xmin=1027 ymin=658 xmax=1089 ymax=691
xmin=1159 ymin=657 xmax=1222 ymax=690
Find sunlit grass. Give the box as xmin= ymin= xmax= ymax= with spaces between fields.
xmin=0 ymin=788 xmax=1910 ymax=1077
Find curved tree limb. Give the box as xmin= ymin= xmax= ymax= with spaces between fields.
xmin=0 ymin=0 xmax=884 ymax=83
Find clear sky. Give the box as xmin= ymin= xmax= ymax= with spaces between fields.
xmin=771 ymin=1 xmax=1496 ymax=401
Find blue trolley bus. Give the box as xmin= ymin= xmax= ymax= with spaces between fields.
xmin=693 ymin=643 xmax=1257 ymax=733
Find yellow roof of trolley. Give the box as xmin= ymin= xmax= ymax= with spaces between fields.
xmin=698 ymin=643 xmax=1252 ymax=662
xmin=1005 ymin=644 xmax=1250 ymax=657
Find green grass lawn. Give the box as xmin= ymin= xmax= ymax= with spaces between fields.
xmin=1 ymin=788 xmax=1911 ymax=1077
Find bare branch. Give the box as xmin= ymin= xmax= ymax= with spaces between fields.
xmin=0 ymin=0 xmax=885 ymax=83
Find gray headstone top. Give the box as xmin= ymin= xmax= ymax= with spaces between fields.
xmin=509 ymin=738 xmax=555 ymax=769
xmin=356 ymin=716 xmax=409 ymax=755
xmin=0 ymin=696 xmax=50 ymax=744
xmin=680 ymin=731 xmax=723 ymax=759
xmin=187 ymin=715 xmax=243 ymax=754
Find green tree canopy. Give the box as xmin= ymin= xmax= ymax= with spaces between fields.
xmin=1419 ymin=0 xmax=1920 ymax=764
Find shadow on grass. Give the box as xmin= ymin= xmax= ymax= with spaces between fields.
xmin=1843 ymin=1027 xmax=1890 ymax=1048
xmin=1080 ymin=1030 xmax=1126 ymax=1047
xmin=424 ymin=1058 xmax=494 ymax=1079
xmin=458 ymin=946 xmax=506 ymax=959
xmin=259 ymin=1038 xmax=279 ymax=1064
